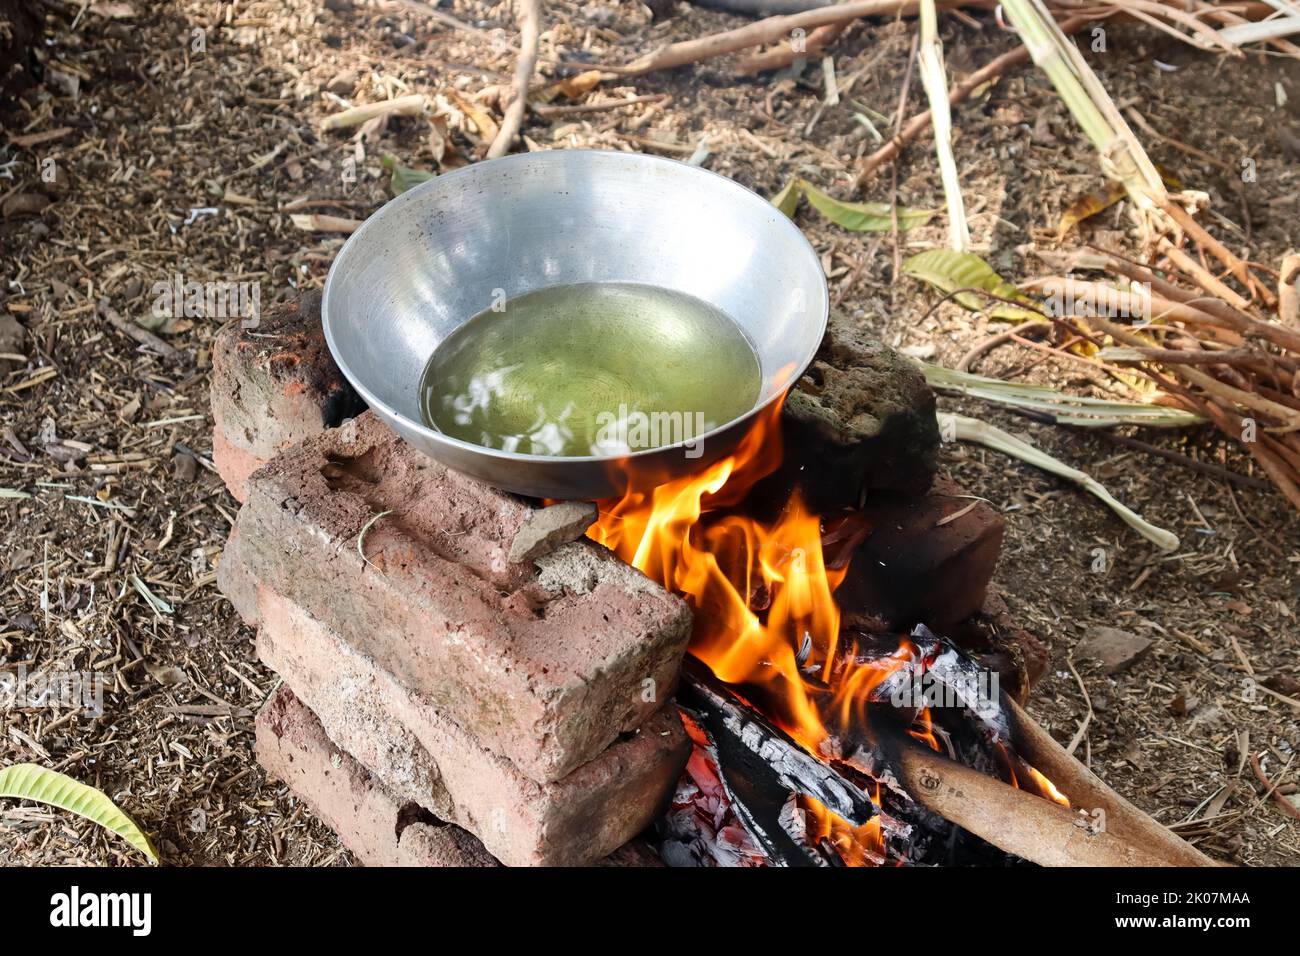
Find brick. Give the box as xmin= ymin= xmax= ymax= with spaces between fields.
xmin=210 ymin=291 xmax=364 ymax=500
xmin=255 ymin=685 xmax=498 ymax=867
xmin=836 ymin=477 xmax=1004 ymax=630
xmin=252 ymin=582 xmax=689 ymax=866
xmin=222 ymin=411 xmax=692 ymax=782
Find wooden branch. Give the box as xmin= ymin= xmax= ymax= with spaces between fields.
xmin=487 ymin=0 xmax=542 ymax=160
xmin=1164 ymin=201 xmax=1277 ymax=309
xmin=893 ymin=738 xmax=1206 ymax=866
xmin=1087 ymin=314 xmax=1300 ymax=428
xmin=733 ymin=21 xmax=846 ymax=74
xmin=98 ymin=299 xmax=180 ymax=360
xmin=619 ymin=0 xmax=923 ymax=76
xmin=853 ymin=15 xmax=1089 ymax=188
xmin=1004 ymin=697 xmax=1217 ymax=866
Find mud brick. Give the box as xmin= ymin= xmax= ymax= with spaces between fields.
xmin=255 ymin=685 xmax=499 ymax=867
xmin=210 ymin=291 xmax=364 ymax=501
xmin=836 ymin=478 xmax=1005 ymax=631
xmin=222 ymin=411 xmax=692 ymax=782
xmin=254 ymin=584 xmax=689 ymax=866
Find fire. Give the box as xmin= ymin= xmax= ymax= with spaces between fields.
xmin=591 ymin=392 xmax=1067 ymax=864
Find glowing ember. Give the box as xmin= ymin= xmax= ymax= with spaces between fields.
xmin=591 ymin=391 xmax=1068 ymax=865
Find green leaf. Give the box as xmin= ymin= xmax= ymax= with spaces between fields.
xmin=770 ymin=179 xmax=800 ymax=218
xmin=800 ymin=181 xmax=933 ymax=232
xmin=381 ymin=155 xmax=435 ymax=195
xmin=0 ymin=763 xmax=159 ymax=863
xmin=902 ymin=249 xmax=1040 ymax=321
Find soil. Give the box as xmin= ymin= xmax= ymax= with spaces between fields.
xmin=1 ymin=0 xmax=1297 ymax=866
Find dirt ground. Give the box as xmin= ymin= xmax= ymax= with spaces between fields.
xmin=1 ymin=0 xmax=1297 ymax=866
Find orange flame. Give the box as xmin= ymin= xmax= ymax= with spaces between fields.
xmin=591 ymin=392 xmax=1068 ymax=863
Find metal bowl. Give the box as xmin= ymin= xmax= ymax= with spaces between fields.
xmin=322 ymin=149 xmax=828 ymax=500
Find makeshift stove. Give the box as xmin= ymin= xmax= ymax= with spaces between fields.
xmin=211 ymin=293 xmax=1210 ymax=868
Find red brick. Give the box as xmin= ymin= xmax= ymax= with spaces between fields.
xmin=836 ymin=477 xmax=1005 ymax=630
xmin=222 ymin=411 xmax=692 ymax=782
xmin=210 ymin=291 xmax=364 ymax=501
xmin=253 ymin=582 xmax=689 ymax=867
xmin=255 ymin=684 xmax=498 ymax=867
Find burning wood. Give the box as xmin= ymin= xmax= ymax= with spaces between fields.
xmin=590 ymin=371 xmax=1212 ymax=866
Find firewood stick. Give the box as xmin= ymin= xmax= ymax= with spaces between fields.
xmin=1002 ymin=698 xmax=1217 ymax=866
xmin=1087 ymin=314 xmax=1300 ymax=428
xmin=1280 ymin=253 xmax=1300 ymax=330
xmin=1164 ymin=201 xmax=1278 ymax=309
xmin=97 ymin=299 xmax=180 ymax=360
xmin=855 ymin=14 xmax=1091 ymax=187
xmin=1102 ymin=252 xmax=1264 ymax=331
xmin=487 ymin=0 xmax=542 ymax=160
xmin=893 ymin=738 xmax=1205 ymax=866
xmin=733 ymin=21 xmax=846 ymax=74
xmin=619 ymin=0 xmax=923 ymax=76
xmin=1197 ymin=399 xmax=1300 ymax=512
xmin=1159 ymin=238 xmax=1254 ymax=314
xmin=1026 ymin=276 xmax=1254 ymax=336
xmin=1095 ymin=262 xmax=1300 ymax=355
xmin=320 ymin=94 xmax=427 ymax=131
xmin=1099 ymin=345 xmax=1264 ymax=367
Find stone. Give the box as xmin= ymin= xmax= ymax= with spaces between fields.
xmin=835 ymin=477 xmax=1004 ymax=631
xmin=0 ymin=313 xmax=26 ymax=372
xmin=221 ymin=411 xmax=692 ymax=782
xmin=171 ymin=450 xmax=197 ymax=482
xmin=255 ymin=684 xmax=498 ymax=867
xmin=1077 ymin=626 xmax=1153 ymax=674
xmin=766 ymin=310 xmax=940 ymax=511
xmin=508 ymin=500 xmax=598 ymax=564
xmin=252 ymin=582 xmax=690 ymax=866
xmin=209 ymin=291 xmax=365 ymax=500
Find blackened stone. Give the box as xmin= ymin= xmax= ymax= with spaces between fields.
xmin=762 ymin=312 xmax=939 ymax=513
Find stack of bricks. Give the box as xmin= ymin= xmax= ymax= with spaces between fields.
xmin=212 ymin=300 xmax=693 ymax=866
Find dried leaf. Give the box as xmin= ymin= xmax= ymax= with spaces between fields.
xmin=533 ymin=70 xmax=602 ymax=105
xmin=446 ymin=90 xmax=499 ymax=145
xmin=0 ymin=764 xmax=158 ymax=863
xmin=902 ymin=249 xmax=1040 ymax=321
xmin=1055 ymin=183 xmax=1125 ymax=241
xmin=800 ymin=181 xmax=932 ymax=232
xmin=289 ymin=213 xmax=362 ymax=234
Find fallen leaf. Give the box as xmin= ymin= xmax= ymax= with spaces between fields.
xmin=902 ymin=249 xmax=1040 ymax=321
xmin=800 ymin=181 xmax=933 ymax=232
xmin=770 ymin=179 xmax=800 ymax=218
xmin=1055 ymin=183 xmax=1125 ymax=241
xmin=1077 ymin=626 xmax=1152 ymax=674
xmin=533 ymin=70 xmax=602 ymax=105
xmin=380 ymin=155 xmax=435 ymax=195
xmin=446 ymin=90 xmax=499 ymax=145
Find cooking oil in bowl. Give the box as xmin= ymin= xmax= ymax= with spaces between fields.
xmin=419 ymin=282 xmax=762 ymax=458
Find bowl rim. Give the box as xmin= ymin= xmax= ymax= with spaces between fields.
xmin=321 ymin=148 xmax=829 ymax=467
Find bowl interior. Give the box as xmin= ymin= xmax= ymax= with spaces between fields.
xmin=323 ymin=149 xmax=828 ymax=454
